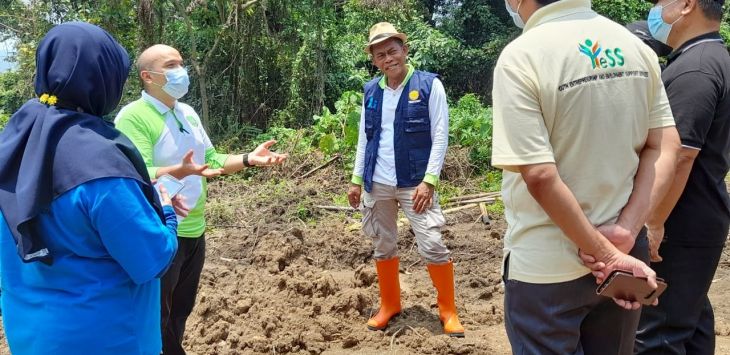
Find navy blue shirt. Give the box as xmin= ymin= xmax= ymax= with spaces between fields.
xmin=0 ymin=177 xmax=177 ymax=354
xmin=663 ymin=32 xmax=730 ymax=246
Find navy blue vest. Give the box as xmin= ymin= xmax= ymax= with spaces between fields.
xmin=362 ymin=70 xmax=438 ymax=193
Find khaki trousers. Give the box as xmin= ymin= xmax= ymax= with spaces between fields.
xmin=362 ymin=182 xmax=450 ymax=264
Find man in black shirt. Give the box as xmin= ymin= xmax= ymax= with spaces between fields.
xmin=627 ymin=20 xmax=674 ymax=59
xmin=637 ymin=0 xmax=730 ymax=354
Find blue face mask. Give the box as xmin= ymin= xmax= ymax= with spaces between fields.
xmin=647 ymin=0 xmax=683 ymax=45
xmin=505 ymin=0 xmax=525 ymax=29
xmin=149 ymin=67 xmax=190 ymax=99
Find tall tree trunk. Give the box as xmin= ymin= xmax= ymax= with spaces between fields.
xmin=137 ymin=0 xmax=156 ymax=50
xmin=197 ymin=66 xmax=211 ymax=131
xmin=171 ymin=1 xmax=210 ymax=131
xmin=313 ymin=0 xmax=326 ymax=117
xmin=172 ymin=0 xmax=259 ymax=133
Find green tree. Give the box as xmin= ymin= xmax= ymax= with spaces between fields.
xmin=592 ymin=0 xmax=650 ymax=24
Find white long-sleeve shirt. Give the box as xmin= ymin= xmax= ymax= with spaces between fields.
xmin=352 ymin=76 xmax=449 ymax=187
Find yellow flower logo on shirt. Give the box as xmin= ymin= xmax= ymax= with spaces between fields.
xmin=409 ymin=90 xmax=419 ymax=101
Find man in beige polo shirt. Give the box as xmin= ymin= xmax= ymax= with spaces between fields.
xmin=493 ymin=0 xmax=680 ymax=353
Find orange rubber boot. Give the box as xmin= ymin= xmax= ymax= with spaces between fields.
xmin=427 ymin=260 xmax=465 ymax=337
xmin=367 ymin=257 xmax=402 ymax=331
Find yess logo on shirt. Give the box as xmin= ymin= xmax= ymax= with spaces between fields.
xmin=578 ymin=39 xmax=624 ymax=69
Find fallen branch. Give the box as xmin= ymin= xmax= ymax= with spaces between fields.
xmin=314 ymin=205 xmax=356 ymax=212
xmin=208 ymin=224 xmax=249 ymax=229
xmin=390 ymin=327 xmax=405 ymax=351
xmin=447 ymin=191 xmax=500 ymax=202
xmin=406 ymin=325 xmax=425 ymax=338
xmin=404 ymin=259 xmax=421 ymax=275
xmin=298 ymin=154 xmax=341 ymax=180
xmin=478 ymin=202 xmax=491 ymax=225
xmin=393 ymin=203 xmax=481 ymax=230
xmin=442 ymin=203 xmax=480 ymax=214
xmin=444 ymin=197 xmax=496 ymax=207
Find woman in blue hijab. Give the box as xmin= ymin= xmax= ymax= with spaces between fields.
xmin=0 ymin=22 xmax=178 ymax=354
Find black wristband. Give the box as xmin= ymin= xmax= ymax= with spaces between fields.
xmin=243 ymin=153 xmax=254 ymax=168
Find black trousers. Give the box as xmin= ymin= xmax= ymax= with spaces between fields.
xmin=635 ymin=242 xmax=725 ymax=355
xmin=162 ymin=235 xmax=206 ymax=355
xmin=504 ymin=233 xmax=649 ymax=355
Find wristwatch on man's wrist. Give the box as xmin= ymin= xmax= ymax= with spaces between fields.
xmin=243 ymin=153 xmax=254 ymax=168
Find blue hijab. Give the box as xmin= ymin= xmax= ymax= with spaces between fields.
xmin=0 ymin=22 xmax=163 ymax=264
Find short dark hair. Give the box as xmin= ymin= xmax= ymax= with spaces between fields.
xmin=697 ymin=0 xmax=724 ymax=21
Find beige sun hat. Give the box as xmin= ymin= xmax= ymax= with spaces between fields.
xmin=364 ymin=22 xmax=408 ymax=54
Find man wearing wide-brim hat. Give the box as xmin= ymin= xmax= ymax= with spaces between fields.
xmin=347 ymin=22 xmax=464 ymax=337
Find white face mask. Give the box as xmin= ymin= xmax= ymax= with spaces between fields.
xmin=147 ymin=67 xmax=190 ymax=99
xmin=505 ymin=0 xmax=525 ymax=29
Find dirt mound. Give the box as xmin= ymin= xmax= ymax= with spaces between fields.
xmin=179 ymin=157 xmax=508 ymax=354
xmin=1 ymin=150 xmax=728 ymax=354
xmin=177 ymin=161 xmax=730 ymax=354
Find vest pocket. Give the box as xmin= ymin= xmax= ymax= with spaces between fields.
xmin=404 ymin=119 xmax=430 ymax=133
xmin=409 ymin=149 xmax=429 ymax=180
xmin=364 ymin=110 xmax=376 ymax=139
xmin=404 ymin=105 xmax=430 ymax=133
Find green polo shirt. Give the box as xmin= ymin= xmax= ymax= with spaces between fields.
xmin=114 ymin=91 xmax=229 ymax=237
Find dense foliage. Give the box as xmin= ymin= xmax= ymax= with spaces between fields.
xmin=0 ymin=0 xmax=728 ymax=170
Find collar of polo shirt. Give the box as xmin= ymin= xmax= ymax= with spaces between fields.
xmin=523 ymin=0 xmax=592 ymax=32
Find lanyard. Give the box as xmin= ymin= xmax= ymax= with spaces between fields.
xmin=170 ymin=111 xmax=189 ymax=135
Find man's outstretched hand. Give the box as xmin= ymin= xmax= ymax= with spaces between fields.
xmin=247 ymin=140 xmax=288 ymax=167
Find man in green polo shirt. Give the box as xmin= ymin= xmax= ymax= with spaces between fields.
xmin=115 ymin=44 xmax=287 ymax=355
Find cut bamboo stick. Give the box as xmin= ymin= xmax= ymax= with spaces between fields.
xmin=447 ymin=191 xmax=500 ymax=202
xmin=442 ymin=203 xmax=480 ymax=214
xmin=478 ymin=202 xmax=491 ymax=225
xmin=444 ymin=197 xmax=496 ymax=207
xmin=314 ymin=205 xmax=356 ymax=212
xmin=298 ymin=154 xmax=341 ymax=180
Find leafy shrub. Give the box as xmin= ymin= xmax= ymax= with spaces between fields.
xmin=592 ymin=0 xmax=650 ymax=25
xmin=0 ymin=110 xmax=8 ymax=131
xmin=312 ymin=91 xmax=362 ymax=159
xmin=449 ymin=93 xmax=493 ymax=172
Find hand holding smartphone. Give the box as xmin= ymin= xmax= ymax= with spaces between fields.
xmin=155 ymin=174 xmax=185 ymax=199
xmin=596 ymin=270 xmax=667 ymax=306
